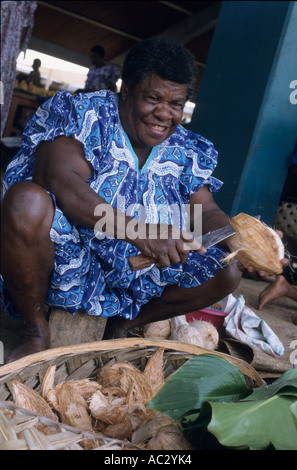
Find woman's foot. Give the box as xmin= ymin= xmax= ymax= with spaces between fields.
xmin=258 ymin=275 xmax=296 ymax=310
xmin=102 ymin=315 xmax=131 ymax=340
xmin=6 ymin=319 xmax=51 ymax=363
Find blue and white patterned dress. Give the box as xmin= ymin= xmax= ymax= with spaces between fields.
xmin=1 ymin=90 xmax=227 ymax=320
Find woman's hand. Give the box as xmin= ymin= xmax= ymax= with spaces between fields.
xmin=129 ymin=222 xmax=206 ymax=269
xmin=236 ymin=229 xmax=289 ymax=281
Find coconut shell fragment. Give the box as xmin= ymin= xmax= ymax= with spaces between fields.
xmin=224 ymin=213 xmax=284 ymax=275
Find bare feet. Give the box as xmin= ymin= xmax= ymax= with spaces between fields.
xmin=258 ymin=275 xmax=297 ymax=311
xmin=102 ymin=315 xmax=131 ymax=340
xmin=6 ymin=320 xmax=51 ymax=363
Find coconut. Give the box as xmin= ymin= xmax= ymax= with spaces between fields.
xmin=170 ymin=315 xmax=205 ymax=347
xmin=224 ymin=213 xmax=284 ymax=275
xmin=190 ymin=320 xmax=219 ymax=350
xmin=146 ymin=425 xmax=193 ymax=450
xmin=143 ymin=320 xmax=171 ymax=339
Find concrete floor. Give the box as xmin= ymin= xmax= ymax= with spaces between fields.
xmin=1 ymin=277 xmax=297 ymax=373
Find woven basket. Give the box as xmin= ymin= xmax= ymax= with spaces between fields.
xmin=0 ymin=338 xmax=265 ymax=450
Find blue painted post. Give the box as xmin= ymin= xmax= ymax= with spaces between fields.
xmin=190 ymin=1 xmax=297 ymax=225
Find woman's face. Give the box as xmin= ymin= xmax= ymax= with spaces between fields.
xmin=119 ymin=73 xmax=188 ymax=154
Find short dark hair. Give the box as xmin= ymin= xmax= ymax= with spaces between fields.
xmin=90 ymin=45 xmax=105 ymax=57
xmin=122 ymin=37 xmax=198 ymax=101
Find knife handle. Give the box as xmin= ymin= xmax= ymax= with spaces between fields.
xmin=128 ymin=254 xmax=153 ymax=271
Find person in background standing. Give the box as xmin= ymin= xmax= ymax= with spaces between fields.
xmin=80 ymin=45 xmax=120 ymax=93
xmin=26 ymin=58 xmax=41 ymax=87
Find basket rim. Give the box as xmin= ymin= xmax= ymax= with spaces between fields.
xmin=0 ymin=338 xmax=265 ymax=386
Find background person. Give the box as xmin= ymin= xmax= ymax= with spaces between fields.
xmin=26 ymin=58 xmax=41 ymax=87
xmin=78 ymin=44 xmax=120 ymax=93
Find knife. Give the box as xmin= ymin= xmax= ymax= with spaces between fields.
xmin=128 ymin=224 xmax=236 ymax=271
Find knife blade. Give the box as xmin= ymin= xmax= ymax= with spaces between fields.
xmin=200 ymin=225 xmax=236 ymax=249
xmin=128 ymin=224 xmax=237 ymax=271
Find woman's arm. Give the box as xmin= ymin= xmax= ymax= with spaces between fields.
xmin=33 ymin=136 xmax=133 ymax=238
xmin=189 ymin=185 xmax=231 ymax=248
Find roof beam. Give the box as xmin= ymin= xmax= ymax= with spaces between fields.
xmin=157 ymin=1 xmax=221 ymax=45
xmin=37 ymin=1 xmax=141 ymax=41
xmin=112 ymin=2 xmax=221 ymax=67
xmin=158 ymin=1 xmax=193 ymax=16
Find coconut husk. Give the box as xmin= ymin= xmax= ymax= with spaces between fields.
xmin=97 ymin=362 xmax=154 ymax=404
xmin=143 ymin=348 xmax=165 ymax=394
xmin=224 ymin=213 xmax=284 ymax=275
xmin=56 ymin=382 xmax=93 ymax=432
xmin=10 ymin=380 xmax=58 ymax=435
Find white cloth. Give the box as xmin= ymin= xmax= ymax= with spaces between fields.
xmin=223 ymin=294 xmax=284 ymax=358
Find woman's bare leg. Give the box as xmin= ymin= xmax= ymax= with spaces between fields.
xmin=1 ymin=182 xmax=55 ymax=362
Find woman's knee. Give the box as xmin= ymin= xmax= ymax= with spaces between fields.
xmin=1 ymin=182 xmax=54 ymax=234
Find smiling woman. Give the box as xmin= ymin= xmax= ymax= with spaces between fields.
xmin=119 ymin=75 xmax=188 ymax=165
xmin=1 ymin=37 xmax=242 ymax=362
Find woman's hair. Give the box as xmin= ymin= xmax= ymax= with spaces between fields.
xmin=122 ymin=37 xmax=198 ymax=101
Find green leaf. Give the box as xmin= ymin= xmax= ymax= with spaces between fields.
xmin=181 ymin=403 xmax=225 ymax=450
xmin=241 ymin=369 xmax=297 ymax=402
xmin=208 ymin=395 xmax=297 ymax=450
xmin=291 ymin=401 xmax=297 ymax=429
xmin=147 ymin=354 xmax=248 ymax=421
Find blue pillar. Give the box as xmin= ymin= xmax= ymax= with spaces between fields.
xmin=190 ymin=1 xmax=297 ymax=225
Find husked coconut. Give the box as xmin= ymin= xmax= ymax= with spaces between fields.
xmin=146 ymin=425 xmax=193 ymax=450
xmin=170 ymin=315 xmax=205 ymax=347
xmin=190 ymin=320 xmax=219 ymax=350
xmin=143 ymin=320 xmax=171 ymax=339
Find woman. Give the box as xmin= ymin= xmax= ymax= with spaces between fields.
xmin=82 ymin=45 xmax=120 ymax=92
xmin=1 ymin=38 xmax=241 ymax=362
xmin=26 ymin=58 xmax=41 ymax=87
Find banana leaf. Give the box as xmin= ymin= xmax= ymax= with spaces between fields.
xmin=207 ymin=394 xmax=297 ymax=450
xmin=147 ymin=354 xmax=297 ymax=450
xmin=240 ymin=369 xmax=297 ymax=401
xmin=291 ymin=401 xmax=297 ymax=428
xmin=147 ymin=354 xmax=248 ymax=421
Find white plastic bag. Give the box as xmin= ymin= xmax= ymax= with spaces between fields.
xmin=223 ymin=294 xmax=284 ymax=358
